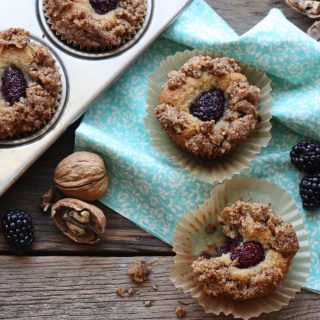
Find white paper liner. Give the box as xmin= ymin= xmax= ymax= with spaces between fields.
xmin=43 ymin=0 xmax=147 ymax=51
xmin=170 ymin=178 xmax=310 ymax=320
xmin=145 ymin=50 xmax=272 ymax=183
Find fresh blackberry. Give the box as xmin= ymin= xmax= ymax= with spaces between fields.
xmin=290 ymin=141 xmax=320 ymax=174
xmin=89 ymin=0 xmax=118 ymax=14
xmin=299 ymin=174 xmax=320 ymax=210
xmin=190 ymin=88 xmax=225 ymax=122
xmin=230 ymin=241 xmax=265 ymax=268
xmin=1 ymin=209 xmax=34 ymax=253
xmin=1 ymin=67 xmax=27 ymax=105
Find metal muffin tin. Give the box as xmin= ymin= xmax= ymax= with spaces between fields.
xmin=0 ymin=0 xmax=191 ymax=196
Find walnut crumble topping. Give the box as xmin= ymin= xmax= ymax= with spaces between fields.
xmin=44 ymin=0 xmax=146 ymax=49
xmin=155 ymin=56 xmax=260 ymax=159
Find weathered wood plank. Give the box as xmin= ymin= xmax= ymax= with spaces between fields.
xmin=206 ymin=0 xmax=312 ymax=34
xmin=0 ymin=256 xmax=318 ymax=320
xmin=0 ymin=121 xmax=171 ymax=254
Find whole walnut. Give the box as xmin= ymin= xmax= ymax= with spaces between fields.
xmin=54 ymin=151 xmax=108 ymax=201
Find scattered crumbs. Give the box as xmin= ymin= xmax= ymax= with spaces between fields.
xmin=128 ymin=288 xmax=139 ymax=296
xmin=116 ymin=287 xmax=125 ymax=298
xmin=175 ymin=306 xmax=186 ymax=318
xmin=144 ymin=300 xmax=152 ymax=307
xmin=152 ymin=284 xmax=158 ymax=291
xmin=205 ymin=223 xmax=217 ymax=234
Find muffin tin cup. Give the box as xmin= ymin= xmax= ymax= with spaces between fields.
xmin=0 ymin=35 xmax=68 ymax=147
xmin=170 ymin=178 xmax=310 ymax=320
xmin=145 ymin=50 xmax=272 ymax=184
xmin=40 ymin=0 xmax=152 ymax=59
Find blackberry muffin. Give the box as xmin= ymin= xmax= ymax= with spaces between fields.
xmin=0 ymin=28 xmax=61 ymax=140
xmin=192 ymin=201 xmax=299 ymax=300
xmin=44 ymin=0 xmax=146 ymax=50
xmin=155 ymin=56 xmax=260 ymax=159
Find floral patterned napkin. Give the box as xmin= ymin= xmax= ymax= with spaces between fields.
xmin=75 ymin=0 xmax=320 ymax=292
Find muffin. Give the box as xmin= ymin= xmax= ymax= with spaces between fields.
xmin=0 ymin=28 xmax=61 ymax=140
xmin=155 ymin=56 xmax=261 ymax=159
xmin=192 ymin=201 xmax=299 ymax=300
xmin=44 ymin=0 xmax=147 ymax=50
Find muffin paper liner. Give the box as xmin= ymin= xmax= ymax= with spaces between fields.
xmin=145 ymin=50 xmax=272 ymax=183
xmin=170 ymin=178 xmax=310 ymax=320
xmin=43 ymin=0 xmax=148 ymax=52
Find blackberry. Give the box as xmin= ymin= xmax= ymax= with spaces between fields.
xmin=1 ymin=209 xmax=34 ymax=253
xmin=290 ymin=141 xmax=320 ymax=174
xmin=190 ymin=88 xmax=225 ymax=122
xmin=89 ymin=0 xmax=118 ymax=14
xmin=299 ymin=174 xmax=320 ymax=210
xmin=230 ymin=241 xmax=265 ymax=268
xmin=1 ymin=67 xmax=27 ymax=105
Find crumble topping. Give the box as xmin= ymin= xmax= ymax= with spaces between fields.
xmin=44 ymin=0 xmax=146 ymax=49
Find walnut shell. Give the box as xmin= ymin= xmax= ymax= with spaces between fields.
xmin=308 ymin=20 xmax=320 ymax=40
xmin=51 ymin=198 xmax=106 ymax=244
xmin=285 ymin=0 xmax=320 ymax=18
xmin=54 ymin=151 xmax=108 ymax=201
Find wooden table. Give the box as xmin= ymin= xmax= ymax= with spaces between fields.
xmin=0 ymin=1 xmax=318 ymax=319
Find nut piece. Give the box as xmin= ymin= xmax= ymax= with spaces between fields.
xmin=39 ymin=188 xmax=55 ymax=214
xmin=116 ymin=288 xmax=125 ymax=298
xmin=285 ymin=0 xmax=320 ymax=18
xmin=175 ymin=306 xmax=186 ymax=318
xmin=144 ymin=300 xmax=152 ymax=307
xmin=128 ymin=260 xmax=149 ymax=283
xmin=51 ymin=198 xmax=106 ymax=244
xmin=308 ymin=21 xmax=320 ymax=41
xmin=54 ymin=151 xmax=108 ymax=201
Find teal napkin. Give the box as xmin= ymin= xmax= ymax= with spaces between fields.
xmin=75 ymin=0 xmax=320 ymax=292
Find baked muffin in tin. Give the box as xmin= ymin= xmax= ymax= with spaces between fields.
xmin=0 ymin=28 xmax=61 ymax=140
xmin=44 ymin=0 xmax=147 ymax=50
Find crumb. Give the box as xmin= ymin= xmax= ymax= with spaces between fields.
xmin=175 ymin=306 xmax=186 ymax=318
xmin=205 ymin=223 xmax=217 ymax=234
xmin=152 ymin=284 xmax=158 ymax=291
xmin=178 ymin=301 xmax=189 ymax=306
xmin=128 ymin=288 xmax=139 ymax=296
xmin=144 ymin=300 xmax=152 ymax=307
xmin=116 ymin=288 xmax=125 ymax=298
xmin=128 ymin=260 xmax=149 ymax=284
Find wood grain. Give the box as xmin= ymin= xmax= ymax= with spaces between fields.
xmin=0 ymin=1 xmax=319 ymax=320
xmin=206 ymin=0 xmax=312 ymax=34
xmin=0 ymin=256 xmax=319 ymax=320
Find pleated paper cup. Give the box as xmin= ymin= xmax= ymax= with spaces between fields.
xmin=145 ymin=50 xmax=272 ymax=183
xmin=170 ymin=178 xmax=310 ymax=320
